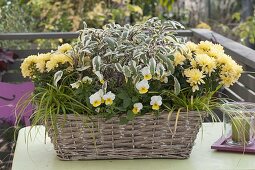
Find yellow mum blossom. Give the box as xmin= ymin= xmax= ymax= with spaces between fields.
xmin=197 ymin=41 xmax=214 ymax=53
xmin=186 ymin=41 xmax=198 ymax=52
xmin=196 ymin=22 xmax=211 ymax=30
xmin=190 ymin=58 xmax=197 ymax=68
xmin=207 ymin=49 xmax=222 ymax=59
xmin=184 ymin=68 xmax=205 ymax=92
xmin=58 ymin=43 xmax=72 ymax=53
xmin=20 ymin=55 xmax=37 ymax=78
xmin=35 ymin=53 xmax=51 ymax=73
xmin=213 ymin=44 xmax=224 ymax=53
xmin=216 ymin=54 xmax=233 ymax=65
xmin=173 ymin=51 xmax=186 ymax=66
xmin=219 ymin=73 xmax=237 ymax=87
xmin=195 ymin=54 xmax=216 ymax=76
xmin=46 ymin=53 xmax=73 ymax=72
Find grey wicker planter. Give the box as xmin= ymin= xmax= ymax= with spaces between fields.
xmin=47 ymin=111 xmax=203 ymax=160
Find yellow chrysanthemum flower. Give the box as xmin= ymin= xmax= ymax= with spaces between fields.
xmin=197 ymin=41 xmax=214 ymax=53
xmin=207 ymin=49 xmax=223 ymax=59
xmin=20 ymin=55 xmax=37 ymax=78
xmin=58 ymin=43 xmax=72 ymax=53
xmin=35 ymin=53 xmax=51 ymax=73
xmin=196 ymin=22 xmax=211 ymax=30
xmin=216 ymin=54 xmax=233 ymax=66
xmin=173 ymin=51 xmax=186 ymax=66
xmin=213 ymin=44 xmax=224 ymax=53
xmin=219 ymin=74 xmax=236 ymax=87
xmin=46 ymin=53 xmax=73 ymax=72
xmin=184 ymin=68 xmax=205 ymax=92
xmin=195 ymin=54 xmax=216 ymax=76
xmin=186 ymin=41 xmax=198 ymax=52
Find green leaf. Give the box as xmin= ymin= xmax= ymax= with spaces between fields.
xmin=104 ymin=37 xmax=116 ymax=50
xmin=53 ymin=70 xmax=63 ymax=87
xmin=129 ymin=60 xmax=137 ymax=74
xmin=123 ymin=98 xmax=132 ymax=108
xmin=76 ymin=66 xmax=90 ymax=72
xmin=127 ymin=110 xmax=134 ymax=120
xmin=149 ymin=58 xmax=156 ymax=75
xmin=92 ymin=56 xmax=101 ymax=71
xmin=117 ymin=90 xmax=129 ymax=99
xmin=166 ymin=58 xmax=175 ymax=74
xmin=123 ymin=65 xmax=132 ymax=77
xmin=174 ymin=77 xmax=181 ymax=95
xmin=115 ymin=63 xmax=123 ymax=72
xmin=131 ymin=96 xmax=139 ymax=103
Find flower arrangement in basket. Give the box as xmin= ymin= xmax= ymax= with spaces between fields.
xmin=20 ymin=18 xmax=243 ymax=160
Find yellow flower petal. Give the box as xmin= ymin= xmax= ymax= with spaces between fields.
xmin=139 ymin=87 xmax=148 ymax=94
xmin=132 ymin=107 xmax=139 ymax=114
xmin=152 ymin=103 xmax=160 ymax=110
xmin=144 ymin=74 xmax=152 ymax=80
xmin=92 ymin=100 xmax=101 ymax=107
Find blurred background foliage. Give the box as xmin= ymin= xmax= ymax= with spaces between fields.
xmin=0 ymin=0 xmax=255 ymax=49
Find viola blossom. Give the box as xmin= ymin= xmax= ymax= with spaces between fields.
xmin=135 ymin=79 xmax=149 ymax=94
xmin=141 ymin=66 xmax=152 ymax=80
xmin=70 ymin=76 xmax=93 ymax=89
xmin=95 ymin=71 xmax=105 ymax=84
xmin=103 ymin=91 xmax=116 ymax=106
xmin=89 ymin=91 xmax=102 ymax=107
xmin=150 ymin=96 xmax=162 ymax=110
xmin=132 ymin=103 xmax=143 ymax=114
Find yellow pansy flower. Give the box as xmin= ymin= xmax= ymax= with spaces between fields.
xmin=103 ymin=91 xmax=116 ymax=105
xmin=135 ymin=80 xmax=149 ymax=94
xmin=89 ymin=91 xmax=103 ymax=107
xmin=141 ymin=66 xmax=152 ymax=80
xmin=150 ymin=96 xmax=162 ymax=110
xmin=132 ymin=103 xmax=143 ymax=114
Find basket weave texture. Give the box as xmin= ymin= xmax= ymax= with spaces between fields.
xmin=47 ymin=111 xmax=203 ymax=160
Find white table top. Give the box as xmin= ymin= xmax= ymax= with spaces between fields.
xmin=12 ymin=123 xmax=255 ymax=170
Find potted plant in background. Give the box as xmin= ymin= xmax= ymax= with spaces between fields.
xmin=20 ymin=18 xmax=243 ymax=160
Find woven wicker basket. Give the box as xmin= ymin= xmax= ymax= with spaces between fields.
xmin=47 ymin=111 xmax=203 ymax=160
